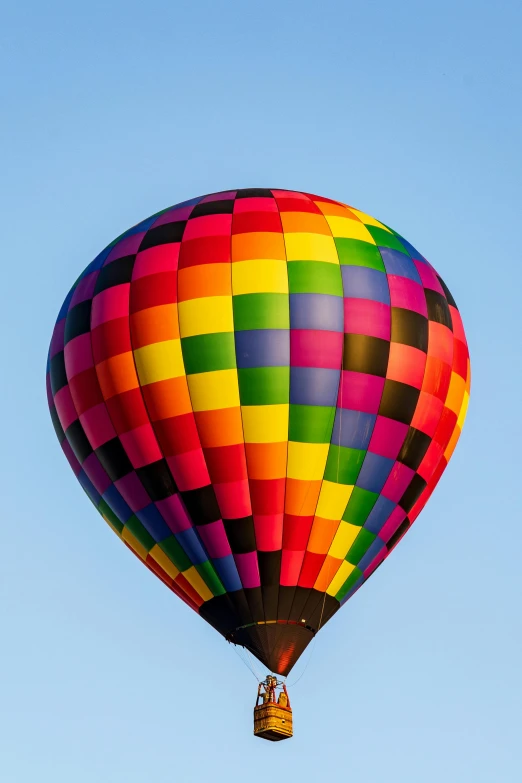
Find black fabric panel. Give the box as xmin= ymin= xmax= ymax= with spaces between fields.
xmin=425 ymin=289 xmax=453 ymax=330
xmin=437 ymin=275 xmax=457 ymax=308
xmin=199 ymin=593 xmax=241 ymax=636
xmin=399 ymin=474 xmax=428 ymax=512
xmin=95 ymin=437 xmax=133 ymax=481
xmin=49 ymin=351 xmax=68 ymax=395
xmin=387 ymin=518 xmax=411 ymax=550
xmin=136 ymin=459 xmax=177 ymax=501
xmin=223 ymin=516 xmax=257 ymax=554
xmin=93 ymin=256 xmax=135 ymax=294
xmin=304 ymin=591 xmax=340 ymax=631
xmin=379 ymin=380 xmax=420 ymax=425
xmin=287 ymin=586 xmax=313 ymax=624
xmin=226 ymin=589 xmax=254 ymax=629
xmin=139 ymin=221 xmax=186 ymax=250
xmin=262 ymin=586 xmax=280 ymax=622
xmin=50 ymin=404 xmax=65 ymax=442
xmin=64 ymin=300 xmax=92 ymax=344
xmin=236 ymin=188 xmax=273 ymax=199
xmin=181 ymin=485 xmax=221 ymax=525
xmin=231 ymin=624 xmax=315 ymax=676
xmin=65 ymin=420 xmax=93 ymax=464
xmin=343 ymin=333 xmax=390 ymax=377
xmin=258 ymin=551 xmax=282 ymax=620
xmin=258 ymin=551 xmax=282 ymax=587
xmin=398 ymin=427 xmax=432 ymax=470
xmin=243 ymin=586 xmax=265 ymax=624
xmin=391 ymin=308 xmax=429 ymax=351
xmin=297 ymin=589 xmax=322 ymax=629
xmin=190 ymin=200 xmax=235 ymax=217
xmin=276 ymin=586 xmax=297 ymax=622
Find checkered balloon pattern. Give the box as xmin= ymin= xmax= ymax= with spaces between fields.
xmin=47 ymin=189 xmax=470 ymax=676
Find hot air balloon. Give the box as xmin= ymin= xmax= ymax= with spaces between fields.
xmin=47 ymin=188 xmax=470 ymax=741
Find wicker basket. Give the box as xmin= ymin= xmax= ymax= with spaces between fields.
xmin=253 ymin=703 xmax=293 ymax=741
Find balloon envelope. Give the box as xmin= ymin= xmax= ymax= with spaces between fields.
xmin=47 ymin=189 xmax=470 ymax=675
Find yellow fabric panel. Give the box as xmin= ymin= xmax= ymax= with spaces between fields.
xmin=149 ymin=544 xmax=180 ymax=581
xmin=183 ymin=566 xmax=214 ymax=602
xmin=121 ymin=527 xmax=148 ymax=561
xmin=348 ymin=208 xmax=392 ymax=231
xmin=232 ymin=259 xmax=289 ymax=294
xmin=241 ymin=404 xmax=289 ymax=443
xmin=188 ymin=369 xmax=240 ymax=411
xmin=178 ymin=296 xmax=234 ymax=337
xmin=315 ymin=481 xmax=354 ymax=520
xmin=133 ymin=339 xmax=185 ymax=386
xmin=287 ymin=441 xmax=330 ymax=481
xmin=327 ymin=520 xmax=360 ymax=559
xmin=324 ymin=216 xmax=376 ymax=243
xmin=103 ymin=514 xmax=123 ymax=537
xmin=445 ymin=372 xmax=466 ymax=415
xmin=457 ymin=389 xmax=470 ymax=430
xmin=327 ymin=559 xmax=355 ymax=596
xmin=284 ymin=232 xmax=338 ymax=263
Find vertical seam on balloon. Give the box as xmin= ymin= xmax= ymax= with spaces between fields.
xmin=283 ymin=195 xmax=346 ymax=623
xmin=226 ymin=192 xmax=262 ymax=604
xmin=114 ymin=216 xmax=225 ymax=600
xmin=173 ymin=197 xmax=256 ymax=631
xmin=166 ymin=198 xmax=249 ymax=621
xmin=271 ymin=189 xmax=291 ymax=645
xmin=332 ymin=229 xmax=435 ymax=598
xmin=267 ymin=189 xmax=294 ymax=670
xmin=131 ymin=204 xmax=235 ymax=595
xmin=88 ymin=253 xmax=201 ymax=601
xmin=311 ymin=217 xmax=395 ymax=600
xmin=407 ymin=280 xmax=458 ymax=523
xmin=330 ymin=237 xmax=394 ymax=598
xmin=380 ymin=245 xmax=455 ymax=537
xmin=252 ymin=188 xmax=295 ymax=671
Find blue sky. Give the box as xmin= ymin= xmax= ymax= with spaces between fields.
xmin=2 ymin=1 xmax=521 ymax=781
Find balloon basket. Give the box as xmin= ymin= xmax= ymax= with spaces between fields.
xmin=253 ymin=703 xmax=293 ymax=741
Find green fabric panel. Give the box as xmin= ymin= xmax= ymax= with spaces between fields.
xmin=289 ymin=404 xmax=336 ymax=443
xmin=238 ymin=366 xmax=290 ymax=405
xmin=287 ymin=261 xmax=343 ymax=296
xmin=98 ymin=499 xmax=124 ymax=534
xmin=181 ymin=332 xmax=236 ymax=374
xmin=233 ymin=293 xmax=290 ymax=330
xmin=335 ymin=567 xmax=363 ymax=601
xmin=324 ymin=445 xmax=366 ymax=485
xmin=334 ymin=238 xmax=386 ymax=271
xmin=159 ymin=535 xmax=192 ymax=572
xmin=342 ymin=487 xmax=379 ymax=525
xmin=346 ymin=528 xmax=376 ymax=565
xmin=366 ymin=226 xmax=408 ymax=252
xmin=124 ymin=515 xmax=155 ymax=552
xmin=196 ymin=561 xmax=226 ymax=596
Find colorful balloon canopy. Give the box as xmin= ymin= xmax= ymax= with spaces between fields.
xmin=47 ymin=189 xmax=470 ymax=676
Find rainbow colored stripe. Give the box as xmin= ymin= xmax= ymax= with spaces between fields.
xmin=47 ymin=188 xmax=470 ymax=675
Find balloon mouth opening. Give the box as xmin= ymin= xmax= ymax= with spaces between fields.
xmin=226 ymin=622 xmax=316 ymax=677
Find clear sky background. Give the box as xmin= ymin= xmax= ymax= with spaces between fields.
xmin=2 ymin=1 xmax=521 ymax=781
